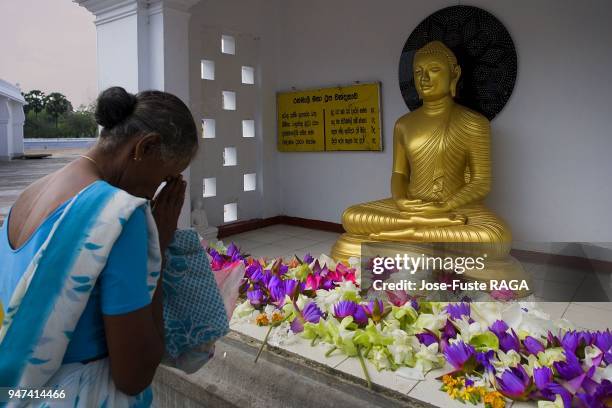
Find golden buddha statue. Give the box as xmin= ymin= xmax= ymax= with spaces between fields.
xmin=331 ymin=41 xmax=526 ymax=284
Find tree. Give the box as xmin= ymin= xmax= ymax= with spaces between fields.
xmin=44 ymin=92 xmax=72 ymax=128
xmin=22 ymin=90 xmax=46 ymax=117
xmin=61 ymin=107 xmax=98 ymax=137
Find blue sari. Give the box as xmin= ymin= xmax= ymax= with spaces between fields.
xmin=0 ymin=181 xmax=160 ymax=407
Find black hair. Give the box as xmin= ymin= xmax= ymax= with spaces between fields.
xmin=95 ymin=86 xmax=197 ymax=162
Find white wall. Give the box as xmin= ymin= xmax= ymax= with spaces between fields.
xmin=188 ymin=0 xmax=282 ymax=225
xmin=272 ymin=0 xmax=612 ymax=243
xmin=78 ymin=0 xmax=195 ymax=228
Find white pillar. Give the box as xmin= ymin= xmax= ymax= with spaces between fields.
xmin=10 ymin=100 xmax=26 ymax=157
xmin=75 ymin=0 xmax=200 ymax=228
xmin=0 ymin=96 xmax=10 ymax=160
xmin=0 ymin=80 xmax=26 ymax=160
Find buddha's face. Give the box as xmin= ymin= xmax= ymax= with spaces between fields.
xmin=413 ymin=53 xmax=460 ymax=101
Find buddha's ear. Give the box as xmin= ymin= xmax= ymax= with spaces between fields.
xmin=450 ymin=65 xmax=461 ymax=98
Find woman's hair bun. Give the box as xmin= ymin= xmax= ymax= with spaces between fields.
xmin=95 ymin=86 xmax=138 ymax=129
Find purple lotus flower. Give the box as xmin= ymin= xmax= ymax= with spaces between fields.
xmin=352 ymin=305 xmax=368 ymax=326
xmin=440 ymin=319 xmax=458 ymax=351
xmin=500 ymin=330 xmax=521 ymax=353
xmin=489 ymin=321 xmax=520 ymax=353
xmin=312 ymin=260 xmax=328 ymax=277
xmin=246 ymin=262 xmax=263 ymax=281
xmin=321 ymin=278 xmax=334 ymax=291
xmin=577 ymin=379 xmax=612 ymax=408
xmin=362 ymin=299 xmax=386 ymax=323
xmin=524 ymin=336 xmax=545 ymax=355
xmin=445 ymin=302 xmax=471 ymax=321
xmin=267 ymin=275 xmax=286 ymax=303
xmin=247 ymin=288 xmax=264 ymax=307
xmin=284 ymin=279 xmax=300 ymax=300
xmin=333 ymin=301 xmax=358 ymax=319
xmin=561 ymin=331 xmax=580 ymax=353
xmin=495 ymin=364 xmax=532 ymax=400
xmin=554 ymin=350 xmax=583 ymax=381
xmin=476 ymin=350 xmax=495 ymax=373
xmin=489 ymin=320 xmax=510 ymax=337
xmin=278 ymin=264 xmax=289 ymax=275
xmin=227 ymin=243 xmax=241 ymax=260
xmin=533 ymin=366 xmax=572 ymax=407
xmin=546 ymin=330 xmax=561 ymax=348
xmin=416 ymin=330 xmax=439 ymax=347
xmin=442 ymin=319 xmax=458 ymax=339
xmin=303 ymin=253 xmax=314 ymax=264
xmin=290 ymin=301 xmax=323 ymax=333
xmin=534 ymin=366 xmax=554 ymax=390
xmin=594 ymin=329 xmax=612 ymax=364
xmin=444 ymin=341 xmax=476 ymax=371
xmin=208 ymin=247 xmax=220 ymax=258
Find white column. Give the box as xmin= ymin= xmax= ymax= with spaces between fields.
xmin=75 ymin=0 xmax=200 ymax=228
xmin=0 ymin=96 xmax=9 ymax=160
xmin=9 ymin=100 xmax=25 ymax=157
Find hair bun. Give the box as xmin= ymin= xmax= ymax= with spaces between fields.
xmin=95 ymin=87 xmax=137 ymax=129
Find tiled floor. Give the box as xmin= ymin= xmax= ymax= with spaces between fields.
xmin=225 ymin=225 xmax=612 ymax=407
xmin=223 ymin=224 xmax=341 ymax=262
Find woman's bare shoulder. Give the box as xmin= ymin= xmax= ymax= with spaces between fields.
xmin=8 ymin=161 xmax=100 ymax=248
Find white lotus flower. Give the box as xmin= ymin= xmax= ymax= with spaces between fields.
xmin=388 ymin=343 xmax=414 ymax=366
xmin=414 ymin=313 xmax=447 ymax=332
xmin=309 ymin=253 xmax=337 ymax=271
xmin=369 ymin=346 xmax=392 ymax=371
xmin=452 ymin=316 xmax=485 ymax=341
xmin=584 ymin=345 xmax=604 ymax=369
xmin=602 ymin=365 xmax=612 ymax=382
xmin=470 ymin=302 xmax=504 ymax=326
xmin=232 ymin=300 xmax=256 ymax=321
xmin=346 ymin=256 xmax=362 ymax=283
xmin=538 ymin=347 xmax=566 ymax=367
xmin=501 ymin=303 xmax=556 ymax=339
xmin=493 ymin=349 xmax=521 ymax=372
xmin=268 ymin=321 xmax=296 ymax=347
xmin=537 ymin=395 xmax=564 ymax=408
xmin=313 ymin=281 xmax=359 ymax=314
xmin=414 ymin=342 xmax=444 ymax=373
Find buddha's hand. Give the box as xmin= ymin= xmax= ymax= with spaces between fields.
xmin=399 ymin=201 xmax=451 ymax=215
xmin=395 ymin=198 xmax=424 ymax=211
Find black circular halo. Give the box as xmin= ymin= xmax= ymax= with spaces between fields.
xmin=399 ymin=5 xmax=517 ymax=120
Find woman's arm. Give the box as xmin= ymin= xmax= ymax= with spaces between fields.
xmin=103 ymin=177 xmax=185 ymax=396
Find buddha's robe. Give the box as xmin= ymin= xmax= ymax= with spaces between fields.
xmin=342 ymin=105 xmax=511 ymax=248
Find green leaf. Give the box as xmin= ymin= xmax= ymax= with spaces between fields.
xmin=469 ymin=331 xmax=499 ymax=351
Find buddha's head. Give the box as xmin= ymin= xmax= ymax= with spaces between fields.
xmin=413 ymin=41 xmax=461 ymax=102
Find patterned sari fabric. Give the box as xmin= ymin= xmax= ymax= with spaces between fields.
xmin=0 ymin=181 xmax=160 ymax=407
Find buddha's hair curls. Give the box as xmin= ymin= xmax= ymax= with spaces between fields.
xmin=414 ymin=41 xmax=458 ymax=67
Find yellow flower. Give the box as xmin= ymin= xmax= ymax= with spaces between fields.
xmin=271 ymin=311 xmax=284 ymax=323
xmin=255 ymin=313 xmax=270 ymax=326
xmin=484 ymin=390 xmax=506 ymax=408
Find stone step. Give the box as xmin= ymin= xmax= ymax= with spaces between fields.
xmin=153 ymin=332 xmax=429 ymax=408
